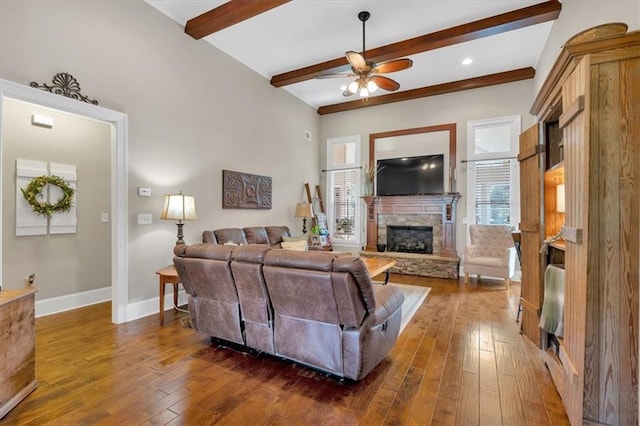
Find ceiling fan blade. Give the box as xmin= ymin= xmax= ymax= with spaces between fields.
xmin=373 ymin=58 xmax=413 ymax=74
xmin=371 ymin=75 xmax=400 ymax=92
xmin=346 ymin=51 xmax=367 ymax=72
xmin=316 ymin=72 xmax=354 ymax=79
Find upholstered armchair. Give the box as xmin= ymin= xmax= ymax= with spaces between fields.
xmin=464 ymin=224 xmax=517 ymax=285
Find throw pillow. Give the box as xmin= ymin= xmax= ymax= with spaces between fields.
xmin=282 ymin=233 xmax=308 ymax=243
xmin=281 ymin=240 xmax=308 ymax=251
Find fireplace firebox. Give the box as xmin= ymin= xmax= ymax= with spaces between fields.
xmin=387 ymin=225 xmax=433 ymax=254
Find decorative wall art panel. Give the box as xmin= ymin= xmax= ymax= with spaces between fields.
xmin=222 ymin=170 xmax=272 ymax=209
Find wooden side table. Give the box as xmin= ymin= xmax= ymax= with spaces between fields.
xmin=156 ymin=265 xmax=180 ymax=325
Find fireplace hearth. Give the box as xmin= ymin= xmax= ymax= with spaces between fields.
xmin=387 ymin=225 xmax=433 ymax=254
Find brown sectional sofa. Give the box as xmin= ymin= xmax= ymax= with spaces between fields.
xmin=173 ymin=243 xmax=404 ymax=380
xmin=202 ymin=225 xmax=292 ymax=247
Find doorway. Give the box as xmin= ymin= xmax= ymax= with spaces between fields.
xmin=0 ymin=79 xmax=128 ymax=323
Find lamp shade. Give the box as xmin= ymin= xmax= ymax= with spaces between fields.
xmin=556 ymin=184 xmax=565 ymax=213
xmin=161 ymin=192 xmax=197 ymax=222
xmin=294 ymin=202 xmax=313 ymax=218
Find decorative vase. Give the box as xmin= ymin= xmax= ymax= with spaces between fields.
xmin=376 ymin=243 xmax=386 ymax=252
xmin=364 ymin=181 xmax=374 ymax=197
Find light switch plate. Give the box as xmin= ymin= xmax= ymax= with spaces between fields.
xmin=137 ymin=187 xmax=151 ymax=197
xmin=137 ymin=213 xmax=152 ymax=225
xmin=101 ymin=212 xmax=109 ymax=223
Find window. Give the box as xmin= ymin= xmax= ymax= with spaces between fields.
xmin=473 ymin=160 xmax=511 ymax=224
xmin=329 ymin=169 xmax=358 ymax=242
xmin=325 ymin=136 xmax=361 ymax=245
xmin=466 ymin=116 xmax=520 ymax=226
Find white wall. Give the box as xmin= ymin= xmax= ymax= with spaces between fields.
xmin=0 ymin=0 xmax=320 ymax=305
xmin=2 ymin=99 xmax=111 ymax=299
xmin=534 ymin=0 xmax=640 ymax=92
xmin=320 ymin=79 xmax=536 ymax=257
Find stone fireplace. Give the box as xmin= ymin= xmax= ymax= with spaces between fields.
xmin=386 ymin=225 xmax=433 ymax=254
xmin=361 ymin=194 xmax=461 ymax=279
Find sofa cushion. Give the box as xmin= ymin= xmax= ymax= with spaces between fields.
xmin=264 ymin=249 xmax=335 ymax=272
xmin=202 ymin=230 xmax=217 ymax=244
xmin=232 ymin=244 xmax=271 ymax=263
xmin=214 ymin=228 xmax=248 ymax=245
xmin=243 ymin=227 xmax=270 ymax=245
xmin=282 ymin=233 xmax=308 ymax=242
xmin=265 ymin=226 xmax=291 ymax=247
xmin=281 ymin=240 xmax=308 ymax=251
xmin=184 ymin=243 xmax=234 ymax=261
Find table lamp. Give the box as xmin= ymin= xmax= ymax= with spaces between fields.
xmin=161 ymin=191 xmax=197 ymax=245
xmin=294 ymin=202 xmax=313 ymax=234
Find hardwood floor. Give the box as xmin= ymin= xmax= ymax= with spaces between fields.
xmin=3 ymin=274 xmax=569 ymax=425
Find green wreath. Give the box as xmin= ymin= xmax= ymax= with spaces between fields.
xmin=21 ymin=175 xmax=75 ymax=217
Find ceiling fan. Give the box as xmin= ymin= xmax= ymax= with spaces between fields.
xmin=318 ymin=11 xmax=413 ymax=97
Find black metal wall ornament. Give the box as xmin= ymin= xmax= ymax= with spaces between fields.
xmin=30 ymin=72 xmax=98 ymax=105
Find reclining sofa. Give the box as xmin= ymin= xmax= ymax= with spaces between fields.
xmin=202 ymin=225 xmax=292 ymax=247
xmin=173 ymin=243 xmax=404 ymax=381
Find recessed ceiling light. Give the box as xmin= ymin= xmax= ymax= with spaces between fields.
xmin=462 ymin=57 xmax=473 ymax=66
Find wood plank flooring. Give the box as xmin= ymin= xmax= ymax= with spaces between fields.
xmin=2 ymin=274 xmax=569 ymax=425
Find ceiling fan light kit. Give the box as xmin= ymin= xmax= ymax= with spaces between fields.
xmin=319 ymin=10 xmax=413 ymax=98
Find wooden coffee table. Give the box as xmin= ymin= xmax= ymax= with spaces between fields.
xmin=361 ymin=257 xmax=396 ymax=284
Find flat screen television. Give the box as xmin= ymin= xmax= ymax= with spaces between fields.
xmin=376 ymin=154 xmax=445 ymax=196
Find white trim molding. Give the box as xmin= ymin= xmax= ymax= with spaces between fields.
xmin=34 ymin=287 xmax=188 ymax=322
xmin=35 ymin=286 xmax=111 ymax=318
xmin=0 ymin=78 xmax=129 ymax=324
xmin=126 ymin=289 xmax=188 ymax=322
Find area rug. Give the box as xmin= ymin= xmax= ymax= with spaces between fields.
xmin=374 ymin=282 xmax=431 ymax=333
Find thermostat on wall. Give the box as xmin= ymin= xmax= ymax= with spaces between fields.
xmin=137 ymin=187 xmax=151 ymax=197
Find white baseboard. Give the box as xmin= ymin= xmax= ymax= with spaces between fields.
xmin=126 ymin=290 xmax=188 ymax=322
xmin=35 ymin=286 xmax=112 ymax=318
xmin=35 ymin=287 xmax=188 ymax=322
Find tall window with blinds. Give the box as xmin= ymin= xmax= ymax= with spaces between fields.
xmin=325 ymin=135 xmax=361 ymax=246
xmin=473 ymin=159 xmax=512 ymax=224
xmin=328 ymin=169 xmax=358 ymax=242
xmin=466 ymin=115 xmax=521 ymax=228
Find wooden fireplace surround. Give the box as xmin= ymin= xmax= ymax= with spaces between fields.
xmin=362 ymin=194 xmax=461 ymax=257
xmin=365 ymin=123 xmax=460 ymax=258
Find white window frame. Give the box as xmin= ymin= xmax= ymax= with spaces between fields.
xmin=466 ymin=115 xmax=521 ymax=234
xmin=325 ymin=135 xmax=361 ymax=247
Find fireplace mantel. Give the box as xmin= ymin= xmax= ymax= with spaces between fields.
xmin=362 ymin=194 xmax=461 ymax=257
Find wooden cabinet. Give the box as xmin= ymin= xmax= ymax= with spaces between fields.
xmin=0 ymin=288 xmax=37 ymax=419
xmin=518 ymin=124 xmax=544 ymax=346
xmin=523 ymin=25 xmax=639 ymax=425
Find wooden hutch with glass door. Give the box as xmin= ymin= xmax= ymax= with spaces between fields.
xmin=520 ymin=24 xmax=638 ymax=425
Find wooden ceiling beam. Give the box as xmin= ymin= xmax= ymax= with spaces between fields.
xmin=317 ymin=67 xmax=535 ymax=115
xmin=271 ymin=0 xmax=560 ymax=87
xmin=185 ymin=0 xmax=291 ymax=40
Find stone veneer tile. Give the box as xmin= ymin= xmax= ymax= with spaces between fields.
xmin=361 ymin=252 xmax=459 ymax=280
xmin=378 ymin=214 xmax=443 ymax=255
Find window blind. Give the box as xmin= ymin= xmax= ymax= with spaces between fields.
xmin=474 ymin=160 xmax=511 ymax=224
xmin=330 ymin=169 xmax=358 ymax=241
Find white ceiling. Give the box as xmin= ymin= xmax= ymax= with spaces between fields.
xmin=146 ymin=1 xmax=555 ymax=109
